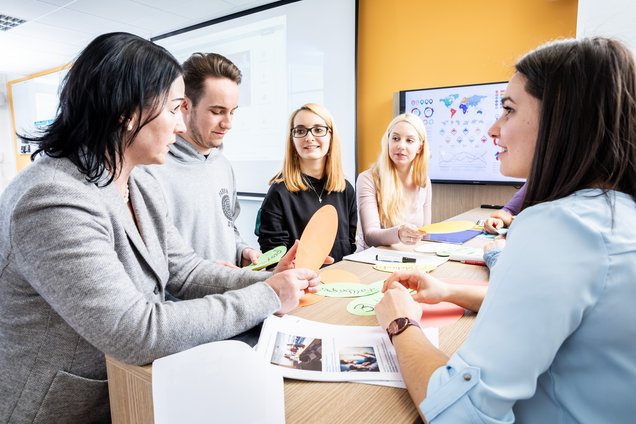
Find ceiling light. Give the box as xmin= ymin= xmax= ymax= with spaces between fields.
xmin=0 ymin=14 xmax=26 ymax=32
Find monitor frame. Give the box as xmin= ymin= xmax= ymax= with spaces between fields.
xmin=398 ymin=81 xmax=525 ymax=186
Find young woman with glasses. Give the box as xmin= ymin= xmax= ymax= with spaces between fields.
xmin=356 ymin=113 xmax=431 ymax=250
xmin=258 ymin=103 xmax=357 ymax=262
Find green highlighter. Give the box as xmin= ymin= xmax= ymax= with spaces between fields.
xmin=244 ymin=246 xmax=287 ymax=271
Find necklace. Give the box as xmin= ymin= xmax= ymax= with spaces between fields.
xmin=123 ymin=184 xmax=130 ymax=203
xmin=305 ymin=177 xmax=325 ymax=203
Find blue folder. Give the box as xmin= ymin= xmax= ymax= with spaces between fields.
xmin=426 ymin=229 xmax=482 ymax=244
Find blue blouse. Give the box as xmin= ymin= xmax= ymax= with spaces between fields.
xmin=422 ymin=189 xmax=636 ymax=423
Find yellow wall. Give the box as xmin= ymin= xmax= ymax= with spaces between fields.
xmin=357 ymin=0 xmax=578 ymax=171
xmin=357 ymin=0 xmax=578 ymax=220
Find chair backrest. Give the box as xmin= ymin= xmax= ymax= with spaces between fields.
xmin=254 ymin=208 xmax=262 ymax=237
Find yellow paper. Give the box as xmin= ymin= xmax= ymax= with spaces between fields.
xmin=419 ymin=220 xmax=476 ymax=234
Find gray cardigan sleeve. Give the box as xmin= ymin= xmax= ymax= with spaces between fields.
xmin=10 ymin=179 xmax=279 ymax=365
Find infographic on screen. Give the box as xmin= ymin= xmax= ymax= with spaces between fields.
xmin=403 ymin=82 xmax=524 ymax=184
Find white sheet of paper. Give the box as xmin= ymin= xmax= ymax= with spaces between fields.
xmin=414 ymin=242 xmax=458 ymax=253
xmin=152 ymin=340 xmax=285 ymax=424
xmin=343 ymin=246 xmax=449 ymax=267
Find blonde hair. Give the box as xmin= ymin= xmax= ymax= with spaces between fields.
xmin=269 ymin=103 xmax=346 ymax=192
xmin=371 ymin=113 xmax=429 ymax=227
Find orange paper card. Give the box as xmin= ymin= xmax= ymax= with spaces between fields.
xmin=319 ymin=268 xmax=360 ymax=284
xmin=299 ymin=293 xmax=324 ymax=307
xmin=295 ymin=204 xmax=338 ymax=271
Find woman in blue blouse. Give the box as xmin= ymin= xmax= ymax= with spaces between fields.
xmin=375 ymin=37 xmax=636 ymax=423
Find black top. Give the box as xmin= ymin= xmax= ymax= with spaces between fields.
xmin=258 ymin=175 xmax=357 ymax=263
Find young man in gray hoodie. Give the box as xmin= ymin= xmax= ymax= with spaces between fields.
xmin=145 ymin=52 xmax=261 ymax=267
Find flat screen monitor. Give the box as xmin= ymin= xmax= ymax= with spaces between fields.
xmin=398 ymin=81 xmax=525 ymax=185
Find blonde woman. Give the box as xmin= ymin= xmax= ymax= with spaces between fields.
xmin=258 ymin=103 xmax=357 ymax=262
xmin=357 ymin=113 xmax=431 ymax=250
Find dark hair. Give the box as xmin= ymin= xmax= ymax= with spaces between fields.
xmin=182 ymin=52 xmax=241 ymax=106
xmin=517 ymin=37 xmax=636 ymax=209
xmin=22 ymin=32 xmax=183 ymax=185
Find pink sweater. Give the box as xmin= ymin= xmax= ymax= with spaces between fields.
xmin=356 ymin=169 xmax=432 ymax=250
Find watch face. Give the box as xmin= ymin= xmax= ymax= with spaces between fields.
xmin=388 ymin=317 xmax=408 ymax=334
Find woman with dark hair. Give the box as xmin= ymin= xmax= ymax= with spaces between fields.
xmin=0 ymin=32 xmax=319 ymax=423
xmin=375 ymin=37 xmax=636 ymax=423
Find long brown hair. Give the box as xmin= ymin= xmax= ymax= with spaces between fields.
xmin=516 ymin=37 xmax=636 ymax=209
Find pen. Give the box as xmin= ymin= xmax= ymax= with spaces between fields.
xmin=480 ymin=204 xmax=504 ymax=209
xmin=460 ymin=260 xmax=487 ymax=266
xmin=375 ymin=254 xmax=416 ymax=263
xmin=375 ymin=254 xmax=401 ymax=263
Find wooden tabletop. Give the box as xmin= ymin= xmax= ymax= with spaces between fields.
xmin=106 ymin=208 xmax=493 ymax=424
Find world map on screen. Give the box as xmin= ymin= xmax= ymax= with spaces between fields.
xmin=439 ymin=94 xmax=487 ymax=118
xmin=403 ymin=82 xmax=524 ymax=184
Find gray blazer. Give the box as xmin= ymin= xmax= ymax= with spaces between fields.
xmin=0 ymin=156 xmax=280 ymax=423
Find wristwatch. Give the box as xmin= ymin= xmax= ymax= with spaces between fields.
xmin=386 ymin=317 xmax=421 ymax=343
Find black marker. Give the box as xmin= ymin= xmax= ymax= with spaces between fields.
xmin=480 ymin=204 xmax=504 ymax=209
xmin=375 ymin=254 xmax=417 ymax=263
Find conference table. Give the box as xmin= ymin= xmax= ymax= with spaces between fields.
xmin=106 ymin=208 xmax=493 ymax=423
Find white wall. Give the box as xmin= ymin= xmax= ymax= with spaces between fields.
xmin=0 ymin=66 xmax=263 ymax=250
xmin=235 ymin=195 xmax=263 ymax=250
xmin=0 ymin=74 xmax=18 ymax=194
xmin=577 ymin=0 xmax=636 ymax=51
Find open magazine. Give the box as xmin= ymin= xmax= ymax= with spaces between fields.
xmin=255 ymin=315 xmax=438 ymax=386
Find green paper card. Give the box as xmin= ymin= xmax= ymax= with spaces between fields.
xmin=317 ymin=282 xmax=381 ymax=298
xmin=245 ymin=246 xmax=287 ymax=271
xmin=346 ymin=292 xmax=384 ymax=316
xmin=346 ymin=283 xmax=415 ymax=316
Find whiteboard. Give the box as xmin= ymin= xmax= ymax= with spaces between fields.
xmin=153 ymin=0 xmax=357 ymax=195
xmin=8 ymin=67 xmax=68 ymax=155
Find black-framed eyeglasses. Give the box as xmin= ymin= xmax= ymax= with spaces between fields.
xmin=291 ymin=125 xmax=330 ymax=138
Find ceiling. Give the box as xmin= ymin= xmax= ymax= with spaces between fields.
xmin=0 ymin=0 xmax=277 ymax=77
